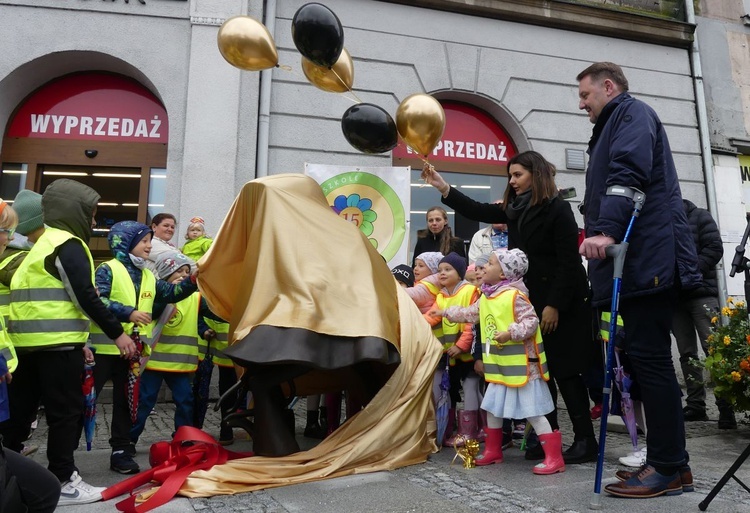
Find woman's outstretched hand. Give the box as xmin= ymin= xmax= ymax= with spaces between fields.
xmin=421 ymin=163 xmax=450 ymax=196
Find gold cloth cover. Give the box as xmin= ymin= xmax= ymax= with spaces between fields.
xmin=184 ymin=174 xmax=441 ymax=496
xmin=197 ymin=174 xmax=399 ymax=347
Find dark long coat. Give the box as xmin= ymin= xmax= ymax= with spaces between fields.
xmin=443 ymin=189 xmax=592 ymax=378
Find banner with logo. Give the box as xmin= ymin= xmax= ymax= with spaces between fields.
xmin=305 ymin=163 xmax=410 ymax=268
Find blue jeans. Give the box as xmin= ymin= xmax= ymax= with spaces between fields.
xmin=619 ymin=289 xmax=686 ymax=469
xmin=130 ymin=369 xmax=194 ymax=442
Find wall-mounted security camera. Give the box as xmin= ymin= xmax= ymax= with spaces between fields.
xmin=84 ymin=149 xmax=98 ymax=158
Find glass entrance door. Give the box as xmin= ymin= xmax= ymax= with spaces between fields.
xmin=38 ymin=164 xmax=141 ymax=257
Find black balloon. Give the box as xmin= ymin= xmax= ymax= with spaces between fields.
xmin=292 ymin=3 xmax=344 ymax=68
xmin=341 ymin=103 xmax=398 ymax=154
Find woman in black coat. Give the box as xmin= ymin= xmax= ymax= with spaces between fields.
xmin=422 ymin=151 xmax=598 ymax=464
xmin=411 ymin=206 xmax=466 ymax=267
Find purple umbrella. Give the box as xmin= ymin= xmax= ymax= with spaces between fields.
xmin=82 ymin=361 xmax=96 ymax=450
xmin=613 ymin=351 xmax=639 ymax=451
xmin=435 ymin=363 xmax=450 ymax=445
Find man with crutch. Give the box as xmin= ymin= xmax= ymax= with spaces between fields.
xmin=577 ymin=62 xmax=702 ymax=499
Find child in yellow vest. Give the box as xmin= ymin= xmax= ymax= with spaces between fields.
xmin=130 ymin=250 xmax=204 ymax=447
xmin=433 ymin=249 xmax=564 ymax=474
xmin=92 ymin=221 xmax=198 ymax=475
xmin=424 ymin=252 xmax=481 ymax=447
xmin=405 ymin=251 xmax=443 ymax=314
xmin=197 ymin=316 xmax=237 ymax=444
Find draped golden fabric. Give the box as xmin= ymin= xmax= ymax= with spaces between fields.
xmin=197 ymin=174 xmax=399 ymax=347
xmin=182 ymin=174 xmax=442 ymax=496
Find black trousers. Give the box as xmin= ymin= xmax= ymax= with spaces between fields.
xmin=0 ymin=349 xmax=84 ymax=482
xmin=93 ymin=354 xmax=132 ymax=451
xmin=217 ymin=365 xmax=237 ymax=429
xmin=4 ymin=445 xmax=60 ymax=512
xmin=547 ymin=372 xmax=596 ymax=441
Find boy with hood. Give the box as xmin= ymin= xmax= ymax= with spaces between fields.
xmin=90 ymin=220 xmax=198 ymax=475
xmin=5 ymin=179 xmax=136 ymax=506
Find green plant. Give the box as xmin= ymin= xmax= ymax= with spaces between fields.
xmin=705 ymin=298 xmax=750 ymax=412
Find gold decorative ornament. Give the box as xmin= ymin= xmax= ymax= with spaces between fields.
xmin=451 ymin=436 xmax=480 ymax=468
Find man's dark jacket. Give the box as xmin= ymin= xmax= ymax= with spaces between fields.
xmin=682 ymin=199 xmax=722 ymax=299
xmin=582 ymin=92 xmax=701 ymax=305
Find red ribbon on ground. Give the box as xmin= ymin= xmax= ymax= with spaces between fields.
xmin=101 ymin=426 xmax=253 ymax=512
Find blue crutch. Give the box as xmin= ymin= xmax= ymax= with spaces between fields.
xmin=589 ymin=185 xmax=646 ymax=510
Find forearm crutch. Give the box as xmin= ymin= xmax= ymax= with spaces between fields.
xmin=590 ymin=185 xmax=646 ymax=510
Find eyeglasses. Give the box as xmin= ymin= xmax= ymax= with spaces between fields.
xmin=0 ymin=228 xmax=15 ymax=238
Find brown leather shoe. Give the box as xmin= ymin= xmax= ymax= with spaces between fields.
xmin=615 ymin=464 xmax=693 ymax=492
xmin=605 ymin=465 xmax=682 ymax=498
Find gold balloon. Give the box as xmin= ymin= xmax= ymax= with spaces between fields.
xmin=218 ymin=16 xmax=278 ymax=71
xmin=396 ymin=94 xmax=446 ymax=157
xmin=301 ymin=48 xmax=354 ymax=93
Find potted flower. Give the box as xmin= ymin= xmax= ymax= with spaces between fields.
xmin=705 ymin=298 xmax=750 ymax=412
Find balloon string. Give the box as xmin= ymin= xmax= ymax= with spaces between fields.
xmin=395 ymin=142 xmax=433 ymax=187
xmin=331 ymin=68 xmax=363 ymax=104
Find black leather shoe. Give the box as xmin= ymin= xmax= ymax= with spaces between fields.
xmin=563 ymin=437 xmax=598 ymax=464
xmin=683 ymin=408 xmax=709 ymax=422
xmin=524 ymin=442 xmax=544 ymax=460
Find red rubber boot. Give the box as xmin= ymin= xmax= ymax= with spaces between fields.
xmin=533 ymin=430 xmax=566 ymax=475
xmin=476 ymin=427 xmax=504 ymax=466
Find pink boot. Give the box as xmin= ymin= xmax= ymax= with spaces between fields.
xmin=445 ymin=410 xmax=479 ymax=447
xmin=476 ymin=427 xmax=504 ymax=466
xmin=533 ymin=430 xmax=566 ymax=475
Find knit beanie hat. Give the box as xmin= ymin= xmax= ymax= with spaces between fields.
xmin=439 ymin=252 xmax=467 ymax=280
xmin=415 ymin=251 xmax=443 ymax=274
xmin=153 ymin=250 xmax=194 ymax=280
xmin=13 ymin=190 xmax=43 ymax=236
xmin=474 ymin=253 xmax=491 ymax=267
xmin=493 ymin=248 xmax=528 ymax=282
xmin=391 ymin=264 xmax=415 ymax=288
xmin=128 ymin=223 xmax=153 ymax=253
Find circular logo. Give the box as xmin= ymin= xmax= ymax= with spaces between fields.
xmin=321 ymin=172 xmax=406 ymax=262
xmin=166 ymin=309 xmax=183 ymax=328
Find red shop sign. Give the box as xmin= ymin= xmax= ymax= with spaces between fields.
xmin=7 ymin=73 xmax=168 ymax=144
xmin=392 ymin=101 xmax=516 ymax=175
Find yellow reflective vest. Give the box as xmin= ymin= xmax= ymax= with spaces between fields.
xmin=146 ymin=294 xmax=199 ymax=373
xmin=90 ymin=259 xmax=156 ymax=356
xmin=480 ymin=289 xmax=549 ymax=387
xmin=9 ymin=228 xmax=93 ymax=349
xmin=0 ymin=251 xmax=25 ymax=326
xmin=0 ymin=316 xmax=18 ymax=373
xmin=599 ymin=311 xmax=624 ymax=342
xmin=435 ymin=282 xmax=478 ymax=365
xmin=203 ymin=318 xmax=233 ymax=368
xmin=419 ymin=279 xmax=443 ymax=341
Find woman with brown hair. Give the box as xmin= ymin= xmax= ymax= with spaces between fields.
xmin=146 ymin=212 xmax=177 ymax=271
xmin=411 ymin=206 xmax=465 ymax=267
xmin=422 ymin=150 xmax=598 ymax=465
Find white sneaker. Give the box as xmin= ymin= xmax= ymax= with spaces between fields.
xmin=618 ymin=447 xmax=647 ymax=468
xmin=58 ymin=471 xmax=106 ymax=506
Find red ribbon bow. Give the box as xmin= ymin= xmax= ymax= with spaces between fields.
xmin=102 ymin=426 xmax=253 ymax=512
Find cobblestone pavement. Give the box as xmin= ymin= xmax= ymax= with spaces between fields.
xmin=24 ymin=380 xmax=750 ymax=513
